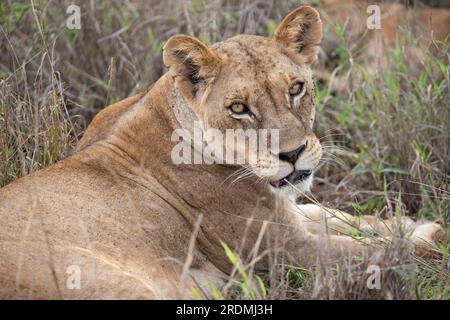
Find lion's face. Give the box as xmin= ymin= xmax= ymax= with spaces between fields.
xmin=164 ymin=6 xmax=323 ymax=197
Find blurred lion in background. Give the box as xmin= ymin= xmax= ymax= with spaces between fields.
xmin=316 ymin=0 xmax=450 ymax=90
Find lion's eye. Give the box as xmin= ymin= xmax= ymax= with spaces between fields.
xmin=289 ymin=81 xmax=305 ymax=97
xmin=229 ymin=103 xmax=249 ymax=115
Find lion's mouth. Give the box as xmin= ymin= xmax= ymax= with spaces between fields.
xmin=269 ymin=169 xmax=312 ymax=188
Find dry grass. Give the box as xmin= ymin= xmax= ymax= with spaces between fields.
xmin=0 ymin=0 xmax=448 ymax=299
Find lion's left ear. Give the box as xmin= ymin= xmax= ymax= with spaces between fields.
xmin=163 ymin=35 xmax=220 ymax=103
xmin=273 ymin=6 xmax=322 ymax=65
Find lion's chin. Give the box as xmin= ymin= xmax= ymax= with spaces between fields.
xmin=269 ymin=169 xmax=312 ymax=188
xmin=267 ymin=173 xmax=314 ymax=200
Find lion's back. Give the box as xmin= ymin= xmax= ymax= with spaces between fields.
xmin=76 ymin=92 xmax=146 ymax=151
xmin=0 ymin=156 xmax=185 ymax=299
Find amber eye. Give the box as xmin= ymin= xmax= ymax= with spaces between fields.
xmin=229 ymin=103 xmax=249 ymax=115
xmin=289 ymin=81 xmax=305 ymax=97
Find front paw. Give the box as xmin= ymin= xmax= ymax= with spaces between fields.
xmin=411 ymin=222 xmax=447 ymax=258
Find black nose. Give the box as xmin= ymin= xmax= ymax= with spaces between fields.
xmin=278 ymin=142 xmax=307 ymax=165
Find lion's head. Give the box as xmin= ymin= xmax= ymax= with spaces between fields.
xmin=163 ymin=6 xmax=323 ymax=198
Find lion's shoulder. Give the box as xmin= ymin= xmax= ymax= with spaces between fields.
xmin=76 ymin=92 xmax=145 ymax=151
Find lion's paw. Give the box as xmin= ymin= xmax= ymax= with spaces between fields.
xmin=411 ymin=222 xmax=447 ymax=258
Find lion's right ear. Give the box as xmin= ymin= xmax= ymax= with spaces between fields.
xmin=273 ymin=6 xmax=322 ymax=65
xmin=163 ymin=35 xmax=220 ymax=100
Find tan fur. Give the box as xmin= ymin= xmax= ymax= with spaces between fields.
xmin=0 ymin=6 xmax=443 ymax=299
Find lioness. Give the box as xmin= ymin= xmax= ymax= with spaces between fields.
xmin=0 ymin=6 xmax=443 ymax=299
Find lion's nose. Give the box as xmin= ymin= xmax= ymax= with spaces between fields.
xmin=278 ymin=141 xmax=307 ymax=165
